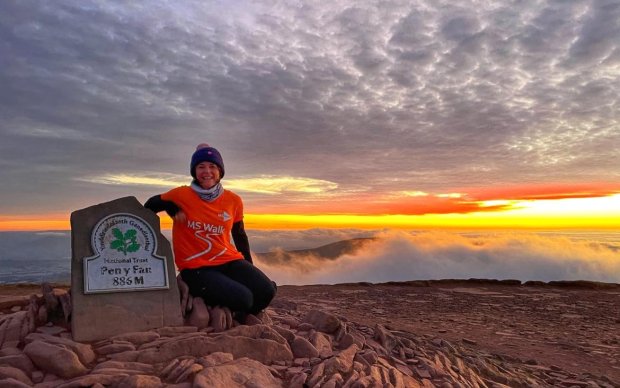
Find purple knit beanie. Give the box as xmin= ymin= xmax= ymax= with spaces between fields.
xmin=190 ymin=143 xmax=225 ymax=178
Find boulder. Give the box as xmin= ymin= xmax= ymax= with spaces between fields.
xmin=1 ymin=312 xmax=27 ymax=348
xmin=54 ymin=373 xmax=122 ymax=388
xmin=23 ymin=340 xmax=88 ymax=378
xmin=167 ymin=362 xmax=203 ymax=384
xmin=288 ymin=371 xmax=308 ymax=388
xmin=116 ymin=374 xmax=163 ymax=388
xmin=198 ymin=352 xmax=234 ymax=367
xmin=310 ymin=331 xmax=333 ymax=358
xmin=255 ymin=310 xmax=273 ymax=325
xmin=324 ymin=344 xmax=359 ymax=375
xmin=0 ymin=296 xmax=30 ymax=311
xmin=302 ymin=310 xmax=342 ymax=334
xmin=93 ymin=360 xmax=154 ymax=374
xmin=274 ymin=316 xmax=301 ymax=329
xmin=339 ymin=331 xmax=365 ymax=350
xmin=0 ymin=353 xmax=35 ymax=375
xmin=137 ymin=335 xmax=293 ymax=365
xmin=160 ymin=358 xmax=204 ymax=383
xmin=0 ymin=378 xmax=31 ymax=388
xmin=291 ymin=336 xmax=319 ymax=358
xmin=194 ymin=357 xmax=282 ymax=388
xmin=307 ymin=362 xmax=326 ymax=387
xmin=0 ymin=366 xmax=32 ymax=386
xmin=213 ymin=335 xmax=293 ymax=365
xmin=322 ymin=373 xmax=344 ymax=388
xmin=0 ymin=348 xmax=21 ymax=356
xmin=222 ymin=324 xmax=288 ymax=345
xmin=272 ymin=326 xmax=296 ymax=344
xmin=24 ymin=333 xmax=95 ymax=365
xmin=243 ymin=314 xmax=263 ymax=326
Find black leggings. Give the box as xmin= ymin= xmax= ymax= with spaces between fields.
xmin=180 ymin=260 xmax=276 ymax=315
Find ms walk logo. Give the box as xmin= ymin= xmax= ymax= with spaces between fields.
xmin=84 ymin=213 xmax=169 ymax=294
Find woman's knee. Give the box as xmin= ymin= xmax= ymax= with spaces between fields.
xmin=251 ymin=280 xmax=277 ymax=313
xmin=266 ymin=280 xmax=277 ymax=301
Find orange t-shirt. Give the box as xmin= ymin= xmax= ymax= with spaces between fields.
xmin=161 ymin=186 xmax=244 ymax=269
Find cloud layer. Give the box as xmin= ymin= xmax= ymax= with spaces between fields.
xmin=1 ymin=229 xmax=618 ymax=285
xmin=253 ymin=230 xmax=620 ymax=285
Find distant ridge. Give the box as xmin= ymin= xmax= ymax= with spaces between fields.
xmin=255 ymin=237 xmax=376 ymax=264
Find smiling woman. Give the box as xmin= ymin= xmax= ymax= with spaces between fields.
xmin=143 ymin=143 xmax=277 ymax=322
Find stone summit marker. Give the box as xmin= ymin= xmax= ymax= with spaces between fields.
xmin=71 ymin=196 xmax=183 ymax=342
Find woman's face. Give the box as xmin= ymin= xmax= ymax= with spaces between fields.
xmin=195 ymin=161 xmax=221 ymax=189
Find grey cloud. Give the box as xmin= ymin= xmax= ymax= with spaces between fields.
xmin=517 ymin=3 xmax=582 ymax=57
xmin=566 ymin=1 xmax=620 ymax=68
xmin=0 ymin=0 xmax=618 ymax=213
xmin=388 ymin=9 xmax=434 ymax=50
xmin=445 ymin=16 xmax=479 ymax=38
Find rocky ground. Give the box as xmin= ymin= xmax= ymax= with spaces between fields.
xmin=0 ymin=279 xmax=618 ymax=387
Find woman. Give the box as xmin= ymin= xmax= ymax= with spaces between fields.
xmin=144 ymin=143 xmax=276 ymax=321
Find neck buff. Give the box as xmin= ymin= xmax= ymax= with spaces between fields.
xmin=190 ymin=180 xmax=223 ymax=202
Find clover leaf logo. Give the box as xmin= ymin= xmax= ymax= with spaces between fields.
xmin=110 ymin=228 xmax=140 ymax=255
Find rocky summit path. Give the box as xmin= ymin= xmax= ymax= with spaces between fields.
xmin=278 ymin=280 xmax=620 ymax=385
xmin=0 ymin=280 xmax=618 ymax=387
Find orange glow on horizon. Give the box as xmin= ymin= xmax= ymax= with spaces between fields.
xmin=238 ymin=182 xmax=620 ymax=217
xmin=0 ymin=215 xmax=70 ymax=231
xmin=244 ymin=212 xmax=620 ymax=231
xmin=1 ymin=192 xmax=618 ymax=232
xmin=460 ymin=182 xmax=620 ymax=201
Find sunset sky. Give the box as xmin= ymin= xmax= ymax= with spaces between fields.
xmin=1 ymin=0 xmax=619 ymax=232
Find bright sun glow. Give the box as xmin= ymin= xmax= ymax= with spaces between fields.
xmin=1 ymin=193 xmax=618 ymax=231
xmin=478 ymin=200 xmax=516 ymax=208
xmin=512 ymin=193 xmax=620 ymax=215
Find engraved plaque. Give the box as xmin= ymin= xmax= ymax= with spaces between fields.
xmin=84 ymin=213 xmax=169 ymax=293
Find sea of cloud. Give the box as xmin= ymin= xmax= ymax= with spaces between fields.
xmin=1 ymin=229 xmax=618 ymax=285
xmin=249 ymin=229 xmax=620 ymax=286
